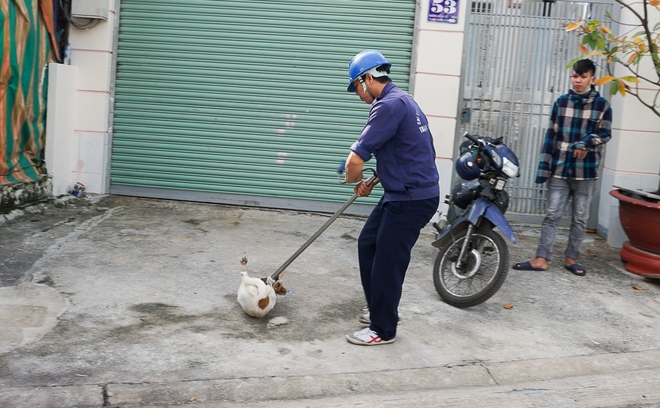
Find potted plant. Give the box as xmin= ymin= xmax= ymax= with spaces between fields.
xmin=609 ymin=188 xmax=660 ymax=277
xmin=567 ymin=0 xmax=660 ymax=278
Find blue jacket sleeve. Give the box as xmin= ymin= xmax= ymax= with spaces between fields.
xmin=582 ymin=98 xmax=612 ymax=148
xmin=350 ymin=99 xmax=404 ymax=161
xmin=535 ymin=103 xmax=558 ymax=184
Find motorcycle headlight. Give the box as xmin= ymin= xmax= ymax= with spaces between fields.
xmin=490 ymin=150 xmax=501 ymax=168
xmin=502 ymin=157 xmax=519 ymax=178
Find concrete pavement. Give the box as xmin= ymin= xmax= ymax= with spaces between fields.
xmin=1 ymin=194 xmax=659 ymax=407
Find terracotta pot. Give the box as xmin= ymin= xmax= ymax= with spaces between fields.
xmin=620 ymin=241 xmax=660 ymax=279
xmin=610 ymin=188 xmax=660 ymax=278
xmin=610 ymin=189 xmax=660 ymax=254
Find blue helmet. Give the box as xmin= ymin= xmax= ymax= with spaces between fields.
xmin=347 ymin=50 xmax=391 ymax=92
xmin=455 ymin=152 xmax=480 ymax=180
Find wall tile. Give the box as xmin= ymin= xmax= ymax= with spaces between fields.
xmin=67 ymin=9 xmax=115 ymax=52
xmin=77 ymin=132 xmax=109 ymax=174
xmin=75 ymin=91 xmax=110 ymax=132
xmin=615 ymin=172 xmax=642 ymax=189
xmin=605 ymin=129 xmax=660 ymax=174
xmin=615 ymin=89 xmax=660 ymax=133
xmin=415 ymin=30 xmax=464 ymax=76
xmin=74 ymin=51 xmax=112 ymax=92
xmin=598 ymin=169 xmax=616 ymax=230
xmin=642 ymin=175 xmax=660 ymax=193
xmin=428 ymin=116 xmax=457 ymax=159
xmin=436 ymin=158 xmax=454 ymax=215
xmin=413 ymin=74 xmax=461 ymax=118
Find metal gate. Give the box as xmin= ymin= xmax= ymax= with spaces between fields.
xmin=459 ymin=0 xmax=615 ymax=224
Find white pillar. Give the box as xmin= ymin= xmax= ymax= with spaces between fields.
xmin=413 ymin=0 xmax=468 ymax=216
xmin=45 ymin=63 xmax=78 ymax=196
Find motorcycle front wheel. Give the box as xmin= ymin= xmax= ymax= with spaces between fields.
xmin=433 ymin=227 xmax=509 ymax=308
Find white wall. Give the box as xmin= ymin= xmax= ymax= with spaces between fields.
xmin=48 ymin=0 xmax=117 ymax=195
xmin=412 ymin=0 xmax=468 ymax=216
xmin=45 ymin=64 xmax=77 ymax=196
xmin=599 ymin=1 xmax=660 ymax=248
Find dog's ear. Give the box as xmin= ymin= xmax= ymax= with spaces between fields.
xmin=273 ymin=280 xmax=287 ymax=295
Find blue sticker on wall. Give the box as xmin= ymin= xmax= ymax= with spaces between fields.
xmin=428 ymin=0 xmax=459 ymax=24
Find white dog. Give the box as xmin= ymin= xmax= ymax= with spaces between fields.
xmin=237 ymin=257 xmax=286 ymax=318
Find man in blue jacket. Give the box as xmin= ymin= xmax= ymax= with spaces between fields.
xmin=343 ymin=50 xmax=440 ymax=345
xmin=513 ymin=59 xmax=612 ymax=276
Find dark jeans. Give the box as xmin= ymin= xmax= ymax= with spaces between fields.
xmin=358 ymin=195 xmax=439 ymax=340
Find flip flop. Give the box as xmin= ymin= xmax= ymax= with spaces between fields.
xmin=512 ymin=261 xmax=545 ymax=271
xmin=565 ymin=264 xmax=586 ymax=276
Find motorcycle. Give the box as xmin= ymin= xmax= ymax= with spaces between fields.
xmin=431 ymin=132 xmax=520 ymax=308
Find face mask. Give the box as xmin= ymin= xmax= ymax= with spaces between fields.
xmin=573 ymin=86 xmax=591 ymax=95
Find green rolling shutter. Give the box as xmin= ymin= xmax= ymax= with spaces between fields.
xmin=111 ymin=0 xmax=416 ymax=212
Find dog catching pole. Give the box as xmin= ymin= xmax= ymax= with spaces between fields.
xmin=269 ymin=170 xmax=377 ymax=281
xmin=237 ymin=168 xmax=377 ymax=317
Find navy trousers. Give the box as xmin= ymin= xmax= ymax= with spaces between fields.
xmin=358 ymin=196 xmax=439 ymax=340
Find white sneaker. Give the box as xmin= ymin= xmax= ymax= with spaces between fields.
xmin=358 ymin=312 xmax=401 ymax=325
xmin=358 ymin=313 xmax=371 ymax=325
xmin=346 ymin=327 xmax=396 ymax=346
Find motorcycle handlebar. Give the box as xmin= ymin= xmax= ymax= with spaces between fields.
xmin=464 ymin=133 xmax=505 ymax=147
xmin=464 ymin=132 xmax=479 ymax=144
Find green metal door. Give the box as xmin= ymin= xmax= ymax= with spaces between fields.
xmin=111 ymin=0 xmax=416 ymax=213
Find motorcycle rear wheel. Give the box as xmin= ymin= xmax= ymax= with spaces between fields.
xmin=433 ymin=227 xmax=509 ymax=308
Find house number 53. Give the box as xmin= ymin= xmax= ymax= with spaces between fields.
xmin=431 ymin=0 xmax=457 ymax=13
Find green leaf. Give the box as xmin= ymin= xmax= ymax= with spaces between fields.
xmin=609 ymin=81 xmax=619 ymax=95
xmin=566 ymin=56 xmax=582 ymax=69
xmin=583 ymin=33 xmax=602 ymax=50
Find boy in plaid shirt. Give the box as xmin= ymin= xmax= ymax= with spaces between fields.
xmin=513 ymin=59 xmax=612 ymax=276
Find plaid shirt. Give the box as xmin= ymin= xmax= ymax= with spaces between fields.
xmin=536 ymin=88 xmax=612 ymax=183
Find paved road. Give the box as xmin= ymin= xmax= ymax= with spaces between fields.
xmin=1 ymin=195 xmax=659 ymax=407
